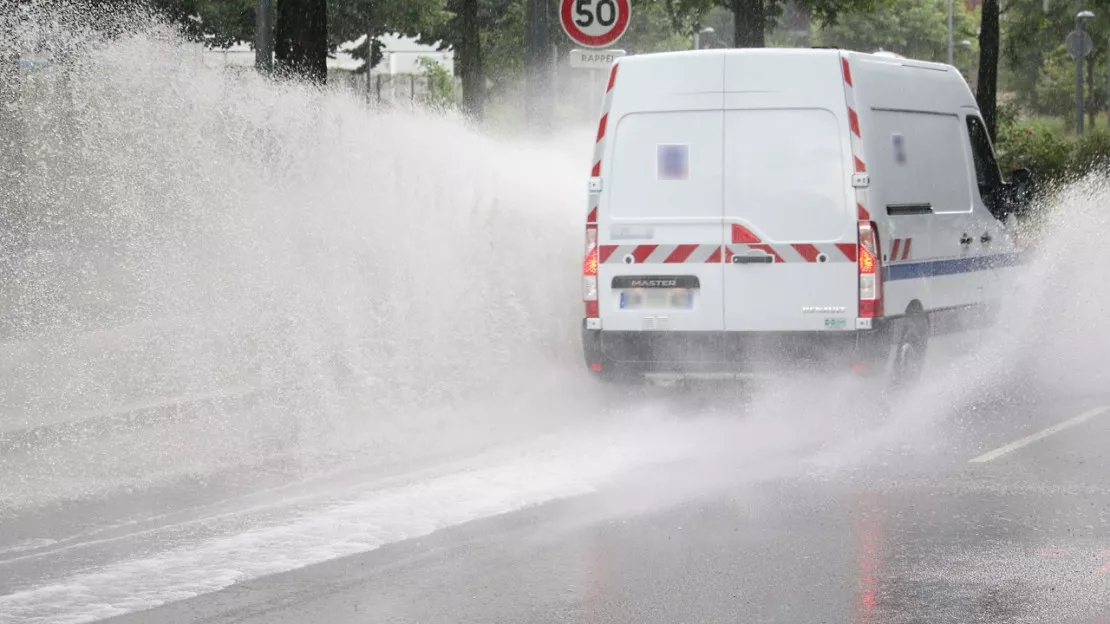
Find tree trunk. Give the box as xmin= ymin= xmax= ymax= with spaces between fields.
xmin=732 ymin=0 xmax=766 ymax=48
xmin=274 ymin=0 xmax=328 ymax=85
xmin=975 ymin=0 xmax=1000 ymax=142
xmin=459 ymin=0 xmax=485 ymax=120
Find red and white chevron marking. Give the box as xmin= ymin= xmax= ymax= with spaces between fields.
xmin=587 ymin=63 xmax=620 ymax=225
xmin=841 ymin=54 xmax=872 ymax=223
xmin=888 ymin=237 xmax=913 ymax=262
xmin=597 ymin=243 xmax=857 ymax=264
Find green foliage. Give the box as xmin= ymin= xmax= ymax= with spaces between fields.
xmin=148 ymin=0 xmax=255 ymax=48
xmin=1071 ymin=128 xmax=1110 ymax=176
xmin=619 ymin=0 xmax=705 ymax=53
xmin=667 ymin=0 xmax=717 ymax=32
xmin=811 ymin=0 xmax=977 ymax=62
xmin=1035 ymin=44 xmax=1079 ymax=119
xmin=994 ymin=105 xmax=1110 ymax=189
xmin=479 ymin=0 xmax=525 ymax=92
xmin=150 ymin=0 xmax=448 ymax=72
xmin=1000 ymin=0 xmax=1110 ymax=115
xmin=417 ymin=55 xmax=460 ymax=112
xmin=996 ymin=118 xmax=1073 ymax=183
xmin=329 ymin=0 xmax=448 ymax=71
xmin=794 ymin=0 xmax=885 ymax=28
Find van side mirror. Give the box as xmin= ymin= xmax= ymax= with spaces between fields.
xmin=1007 ymin=167 xmax=1035 ymax=215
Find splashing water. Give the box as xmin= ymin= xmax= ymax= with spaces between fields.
xmin=0 ymin=8 xmax=598 ymax=508
xmin=7 ymin=9 xmax=1110 ymax=622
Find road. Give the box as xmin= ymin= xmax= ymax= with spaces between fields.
xmin=4 ymin=341 xmax=1110 ymax=624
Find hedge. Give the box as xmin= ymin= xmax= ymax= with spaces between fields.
xmin=995 ymin=103 xmax=1110 ymax=188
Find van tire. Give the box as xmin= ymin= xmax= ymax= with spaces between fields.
xmin=888 ymin=311 xmax=928 ymax=389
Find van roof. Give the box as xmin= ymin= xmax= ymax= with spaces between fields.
xmin=617 ymin=47 xmax=954 ymax=71
xmin=611 ymin=48 xmax=976 ymax=113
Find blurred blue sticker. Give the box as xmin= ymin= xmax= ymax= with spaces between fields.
xmin=892 ymin=133 xmax=906 ymax=165
xmin=657 ymin=144 xmax=689 ymax=180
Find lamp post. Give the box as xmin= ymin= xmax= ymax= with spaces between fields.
xmin=1076 ymin=9 xmax=1095 ymax=135
xmin=948 ymin=0 xmax=954 ymax=65
xmin=694 ymin=27 xmax=716 ymax=50
xmin=959 ymin=39 xmax=972 ymax=78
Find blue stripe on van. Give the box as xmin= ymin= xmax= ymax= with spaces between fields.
xmin=882 ymin=251 xmax=1027 ymax=282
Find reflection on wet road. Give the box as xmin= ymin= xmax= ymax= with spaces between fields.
xmin=2 ymin=371 xmax=1106 ymax=624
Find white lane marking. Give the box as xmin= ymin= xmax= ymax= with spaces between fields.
xmin=968 ymin=405 xmax=1110 ymax=464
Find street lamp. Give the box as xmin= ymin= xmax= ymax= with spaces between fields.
xmin=694 ymin=27 xmax=716 ymax=50
xmin=947 ymin=0 xmax=954 ymax=65
xmin=957 ymin=39 xmax=972 ymax=77
xmin=1076 ymin=9 xmax=1095 ymax=135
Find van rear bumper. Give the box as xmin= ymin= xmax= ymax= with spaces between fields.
xmin=581 ymin=320 xmax=894 ymax=375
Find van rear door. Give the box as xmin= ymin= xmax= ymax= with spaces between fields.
xmin=721 ymin=52 xmax=859 ymax=332
xmin=598 ymin=53 xmax=726 ymax=335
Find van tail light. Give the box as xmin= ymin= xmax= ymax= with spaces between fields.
xmin=858 ymin=221 xmax=883 ymax=318
xmin=584 ymin=225 xmax=599 ymax=318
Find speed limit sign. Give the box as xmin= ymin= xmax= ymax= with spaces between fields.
xmin=560 ymin=0 xmax=631 ymax=49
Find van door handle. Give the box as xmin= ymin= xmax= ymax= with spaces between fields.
xmin=980 ymin=232 xmax=992 ymax=244
xmin=731 ymin=254 xmax=773 ymax=264
xmin=960 ymin=234 xmax=973 ymax=246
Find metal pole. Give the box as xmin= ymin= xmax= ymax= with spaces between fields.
xmin=590 ymin=69 xmax=598 ymax=120
xmin=1088 ymin=47 xmax=1095 ymax=129
xmin=255 ymin=0 xmax=273 ymax=72
xmin=694 ymin=31 xmax=700 ymax=50
xmin=365 ymin=1 xmax=375 ymax=106
xmin=1077 ymin=6 xmax=1085 ymax=135
xmin=550 ymin=43 xmax=558 ymax=127
xmin=947 ymin=0 xmax=954 ymax=66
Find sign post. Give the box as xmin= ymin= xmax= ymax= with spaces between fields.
xmin=570 ymin=49 xmax=625 ymax=117
xmin=561 ymin=0 xmax=631 ymax=120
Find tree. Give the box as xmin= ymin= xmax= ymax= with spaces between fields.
xmin=1000 ymin=0 xmax=1110 ymax=126
xmin=417 ymin=55 xmax=461 ymax=111
xmin=812 ymin=0 xmax=979 ymax=63
xmin=720 ymin=0 xmax=881 ymax=48
xmin=418 ymin=0 xmax=720 ymax=120
xmin=457 ymin=0 xmax=484 ymax=119
xmin=274 ymin=0 xmax=328 ymax=83
xmin=628 ymin=0 xmax=715 ymax=50
xmin=141 ymin=0 xmax=256 ymax=48
xmin=1034 ymin=42 xmax=1107 ymax=122
xmin=977 ymin=0 xmax=1000 ymax=140
xmin=328 ymin=0 xmax=448 ymax=74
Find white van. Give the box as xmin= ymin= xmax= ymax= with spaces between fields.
xmin=580 ymin=48 xmax=1035 ymax=386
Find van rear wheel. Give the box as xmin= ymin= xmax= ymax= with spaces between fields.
xmin=888 ymin=312 xmax=928 ymax=389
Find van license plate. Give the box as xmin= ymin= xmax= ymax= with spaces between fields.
xmin=619 ymin=289 xmax=694 ymax=310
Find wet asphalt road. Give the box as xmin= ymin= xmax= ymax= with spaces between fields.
xmin=83 ymin=386 xmax=1110 ymax=624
